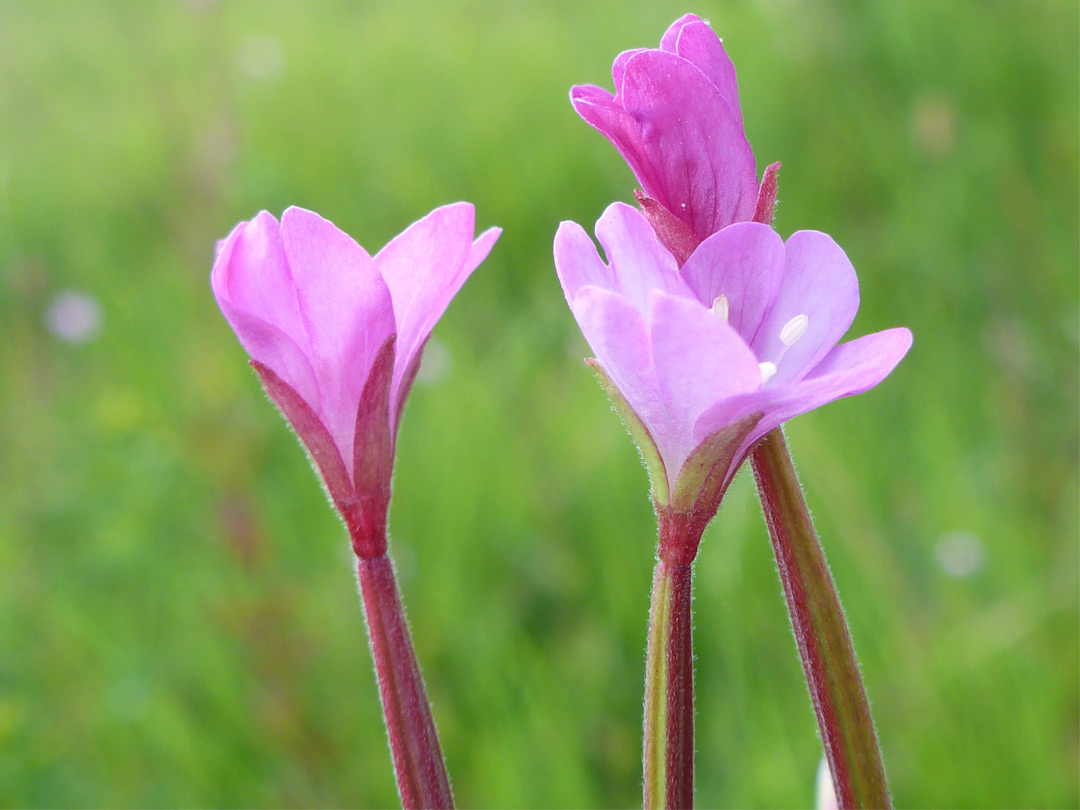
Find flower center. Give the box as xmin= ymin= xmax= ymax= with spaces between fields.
xmin=761 ymin=313 xmax=809 ymax=383
xmin=710 ymin=295 xmax=729 ymax=322
xmin=711 ymin=296 xmax=808 ymax=386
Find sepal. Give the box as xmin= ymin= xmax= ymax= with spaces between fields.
xmin=754 ymin=161 xmax=781 ymax=226
xmin=634 ymin=189 xmax=698 ymax=268
xmin=352 ymin=334 xmax=397 ymax=558
xmin=586 ymin=358 xmax=670 ymax=505
xmin=250 ymin=360 xmax=367 ymax=541
xmin=670 ymin=411 xmax=761 ymax=516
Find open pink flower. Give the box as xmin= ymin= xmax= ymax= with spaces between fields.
xmin=213 ymin=204 xmax=500 ymax=556
xmin=555 ymin=203 xmax=910 ymax=557
xmin=571 ymin=13 xmax=775 ymax=248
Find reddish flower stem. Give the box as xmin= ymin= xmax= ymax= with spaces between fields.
xmin=643 ymin=554 xmax=695 ymax=809
xmin=751 ymin=428 xmax=890 ymax=809
xmin=357 ymin=552 xmax=454 ymax=809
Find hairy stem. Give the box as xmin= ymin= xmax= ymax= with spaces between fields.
xmin=751 ymin=428 xmax=890 ymax=809
xmin=357 ymin=553 xmax=454 ymax=809
xmin=643 ymin=558 xmax=694 ymax=809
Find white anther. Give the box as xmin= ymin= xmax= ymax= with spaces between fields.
xmin=759 ymin=361 xmax=777 ymax=384
xmin=711 ymin=294 xmax=729 ymax=323
xmin=780 ymin=314 xmax=809 ymax=347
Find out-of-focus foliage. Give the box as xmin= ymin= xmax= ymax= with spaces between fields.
xmin=0 ymin=1 xmax=1075 ymax=806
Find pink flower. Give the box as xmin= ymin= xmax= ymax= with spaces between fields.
xmin=571 ymin=13 xmax=775 ymax=247
xmin=555 ymin=203 xmax=911 ymax=559
xmin=213 ymin=204 xmax=500 ymax=556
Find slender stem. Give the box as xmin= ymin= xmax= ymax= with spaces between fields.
xmin=357 ymin=553 xmax=454 ymax=809
xmin=643 ymin=558 xmax=694 ymax=809
xmin=751 ymin=428 xmax=891 ymax=810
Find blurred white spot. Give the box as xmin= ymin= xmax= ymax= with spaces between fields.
xmin=44 ymin=290 xmax=102 ymax=344
xmin=415 ymin=339 xmax=451 ymax=385
xmin=815 ymin=756 xmax=838 ymax=810
xmin=236 ymin=34 xmax=283 ymax=81
xmin=935 ymin=531 xmax=985 ymax=578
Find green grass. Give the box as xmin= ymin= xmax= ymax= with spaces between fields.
xmin=0 ymin=0 xmax=1076 ymax=806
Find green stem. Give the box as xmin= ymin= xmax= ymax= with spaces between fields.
xmin=643 ymin=558 xmax=694 ymax=809
xmin=751 ymin=427 xmax=891 ymax=809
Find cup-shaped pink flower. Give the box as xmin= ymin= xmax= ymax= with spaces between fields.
xmin=555 ymin=202 xmax=910 ymax=562
xmin=571 ymin=13 xmax=777 ymax=251
xmin=212 ymin=204 xmax=500 ymax=558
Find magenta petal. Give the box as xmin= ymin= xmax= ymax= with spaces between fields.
xmin=570 ymin=85 xmax=661 ymax=196
xmin=752 ymin=230 xmax=860 ymax=387
xmin=594 ymin=203 xmax=694 ymax=314
xmin=374 ymin=202 xmax=499 ymax=413
xmin=648 ymin=292 xmax=761 ymax=477
xmin=619 ymin=50 xmax=758 ymax=240
xmin=671 ymin=19 xmax=742 ymax=127
xmin=658 ymin=13 xmax=703 ymax=52
xmin=612 ymin=48 xmax=647 ymax=90
xmin=680 ymin=221 xmax=785 ymax=339
xmin=280 ymin=207 xmax=396 ymax=466
xmin=554 ymin=219 xmax=614 ymax=301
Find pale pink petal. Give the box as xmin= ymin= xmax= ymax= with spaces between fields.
xmin=374 ymin=202 xmax=499 ymax=412
xmin=211 ymin=216 xmax=320 ymax=408
xmin=570 ymin=286 xmax=669 ymax=457
xmin=751 ymin=230 xmax=859 ymax=387
xmin=680 ymin=221 xmax=784 ymax=340
xmin=648 ymin=292 xmax=761 ymax=477
xmin=594 ymin=202 xmax=694 ymax=314
xmin=700 ymin=327 xmax=913 ymax=481
xmin=212 ymin=212 xmax=306 ymax=349
xmin=618 ymin=50 xmax=758 ymax=239
xmin=554 ymin=219 xmax=614 ymax=301
xmin=280 ymin=207 xmax=395 ymax=466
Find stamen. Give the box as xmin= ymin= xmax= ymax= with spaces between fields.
xmin=780 ymin=314 xmax=809 ymax=346
xmin=711 ymin=294 xmax=729 ymax=323
xmin=759 ymin=361 xmax=777 ymax=384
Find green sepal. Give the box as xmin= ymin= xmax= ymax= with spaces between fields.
xmin=585 ymin=358 xmax=669 ymax=504
xmin=670 ymin=411 xmax=762 ymax=515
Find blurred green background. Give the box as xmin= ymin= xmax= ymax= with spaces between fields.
xmin=1 ymin=0 xmax=1076 ymax=807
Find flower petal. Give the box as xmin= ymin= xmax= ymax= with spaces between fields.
xmin=570 ymin=286 xmax=669 ymax=460
xmin=594 ymin=202 xmax=694 ymax=314
xmin=658 ymin=13 xmax=702 ymax=52
xmin=752 ymin=230 xmax=859 ymax=387
xmin=211 ymin=216 xmax=320 ymax=410
xmin=374 ymin=202 xmax=498 ymax=413
xmin=618 ymin=49 xmax=758 ymax=239
xmin=554 ymin=219 xmax=614 ymax=301
xmin=571 ymin=286 xmax=655 ymax=407
xmin=280 ymin=207 xmax=395 ymax=466
xmin=648 ymin=292 xmax=761 ymax=477
xmin=570 ymin=85 xmax=661 ymax=196
xmin=671 ymin=18 xmax=742 ymax=127
xmin=700 ymin=327 xmax=913 ymax=473
xmin=680 ymin=221 xmax=784 ymax=341
xmin=212 ymin=212 xmax=307 ymax=349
